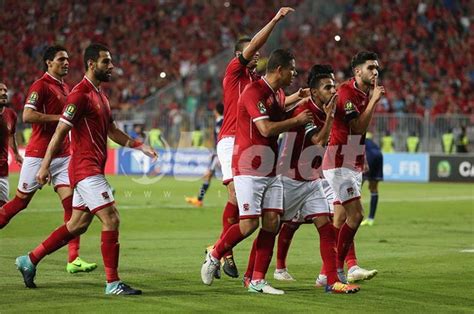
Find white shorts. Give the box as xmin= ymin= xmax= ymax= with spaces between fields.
xmin=17 ymin=156 xmax=70 ymax=194
xmin=321 ymin=179 xmax=335 ymax=214
xmin=217 ymin=137 xmax=234 ymax=185
xmin=72 ymin=175 xmax=115 ymax=213
xmin=281 ymin=177 xmax=330 ymax=222
xmin=234 ymin=175 xmax=283 ymax=219
xmin=0 ymin=177 xmax=9 ymax=202
xmin=323 ymin=167 xmax=363 ymax=205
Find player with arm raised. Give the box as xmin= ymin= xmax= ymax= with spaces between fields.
xmin=202 ymin=49 xmax=312 ymax=294
xmin=213 ymin=7 xmax=295 ymax=278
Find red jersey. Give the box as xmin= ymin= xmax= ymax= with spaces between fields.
xmin=232 ymin=78 xmax=286 ymax=177
xmin=218 ymin=56 xmax=259 ymax=141
xmin=279 ymin=98 xmax=327 ymax=181
xmin=24 ymin=72 xmax=71 ymax=158
xmin=0 ymin=107 xmax=17 ymax=177
xmin=322 ymin=78 xmax=369 ymax=171
xmin=60 ymin=77 xmax=113 ymax=187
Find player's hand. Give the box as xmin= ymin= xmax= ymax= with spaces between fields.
xmin=140 ymin=144 xmax=158 ymax=161
xmin=324 ymin=94 xmax=338 ymax=118
xmin=14 ymin=154 xmax=23 ymax=166
xmin=297 ymin=88 xmax=310 ymax=99
xmin=273 ymin=7 xmax=294 ymax=22
xmin=295 ymin=109 xmax=313 ymax=125
xmin=370 ymin=77 xmax=385 ymax=104
xmin=36 ymin=166 xmax=51 ymax=186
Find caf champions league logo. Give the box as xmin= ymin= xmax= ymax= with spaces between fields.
xmin=437 ymin=160 xmax=451 ymax=178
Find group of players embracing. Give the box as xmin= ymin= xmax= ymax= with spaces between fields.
xmin=201 ymin=7 xmax=385 ymax=295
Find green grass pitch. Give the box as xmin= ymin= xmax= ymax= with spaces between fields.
xmin=1 ymin=174 xmax=473 ymax=313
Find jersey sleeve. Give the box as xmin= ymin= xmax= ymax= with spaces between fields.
xmin=243 ymin=88 xmax=269 ymax=123
xmin=338 ymin=87 xmax=360 ymax=123
xmin=60 ymin=92 xmax=88 ymax=127
xmin=24 ymin=81 xmax=44 ymax=110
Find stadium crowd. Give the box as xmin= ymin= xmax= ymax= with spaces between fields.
xmin=283 ymin=0 xmax=472 ymax=117
xmin=0 ymin=0 xmax=301 ymax=112
xmin=0 ymin=0 xmax=471 ymax=131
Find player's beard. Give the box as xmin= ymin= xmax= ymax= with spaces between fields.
xmin=94 ymin=69 xmax=111 ymax=82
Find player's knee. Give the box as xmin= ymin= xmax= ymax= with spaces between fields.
xmin=262 ymin=214 xmax=280 ymax=233
xmin=239 ymin=219 xmax=259 ymax=236
xmin=104 ymin=214 xmax=120 ymax=230
xmin=67 ymin=220 xmax=90 ymax=235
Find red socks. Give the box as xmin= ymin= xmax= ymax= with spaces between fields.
xmin=345 ymin=242 xmax=358 ymax=269
xmin=336 ymin=223 xmax=357 ymax=269
xmin=276 ymin=223 xmax=299 ymax=269
xmin=317 ymin=222 xmax=337 ymax=285
xmin=219 ymin=202 xmax=239 ymax=257
xmin=0 ymin=196 xmax=30 ymax=228
xmin=101 ymin=230 xmax=120 ymax=283
xmin=252 ymin=229 xmax=277 ymax=281
xmin=212 ymin=223 xmax=246 ymax=260
xmin=29 ymin=224 xmax=75 ymax=265
xmin=244 ymin=238 xmax=257 ymax=278
xmin=62 ymin=196 xmax=80 ymax=263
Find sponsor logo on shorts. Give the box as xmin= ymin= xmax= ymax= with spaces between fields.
xmin=64 ymin=104 xmax=76 ymax=120
xmin=243 ymin=203 xmax=250 ymax=211
xmin=102 ymin=192 xmax=110 ymax=200
xmin=347 ymin=187 xmax=354 ymax=196
xmin=257 ymin=101 xmax=267 ymax=114
xmin=23 ymin=182 xmax=28 ymax=190
xmin=27 ymin=92 xmax=38 ymax=105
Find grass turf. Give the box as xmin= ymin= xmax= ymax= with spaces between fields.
xmin=0 ymin=174 xmax=473 ymax=313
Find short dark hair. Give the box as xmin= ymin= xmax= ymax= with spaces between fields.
xmin=234 ymin=36 xmax=252 ymax=53
xmin=215 ymin=102 xmax=224 ymax=115
xmin=351 ymin=51 xmax=378 ymax=70
xmin=84 ymin=43 xmax=110 ymax=71
xmin=266 ymin=49 xmax=295 ymax=73
xmin=307 ymin=64 xmax=334 ymax=87
xmin=43 ymin=45 xmax=67 ymax=71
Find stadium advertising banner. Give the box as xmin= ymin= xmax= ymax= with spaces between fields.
xmin=383 ymin=153 xmax=429 ymax=182
xmin=117 ymin=148 xmax=212 ymax=177
xmin=429 ymin=154 xmax=474 ymax=182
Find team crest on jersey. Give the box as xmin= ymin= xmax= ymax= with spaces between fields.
xmin=27 ymin=92 xmax=38 ymax=105
xmin=64 ymin=104 xmax=76 ymax=119
xmin=257 ymin=101 xmax=267 ymax=114
xmin=243 ymin=203 xmax=250 ymax=211
xmin=102 ymin=192 xmax=110 ymax=200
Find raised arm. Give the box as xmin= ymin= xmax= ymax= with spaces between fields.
xmin=242 ymin=7 xmax=294 ymax=61
xmin=349 ymin=79 xmax=385 ymax=134
xmin=310 ymin=95 xmax=337 ymax=146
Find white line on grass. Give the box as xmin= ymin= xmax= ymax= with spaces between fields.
xmin=460 ymin=249 xmax=474 ymax=253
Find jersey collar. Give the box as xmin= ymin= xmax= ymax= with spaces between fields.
xmin=44 ymin=72 xmax=64 ymax=85
xmin=84 ymin=76 xmax=100 ymax=92
xmin=261 ymin=77 xmax=276 ymax=95
xmin=352 ymin=78 xmax=368 ymax=96
xmin=310 ymin=97 xmax=324 ymax=114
